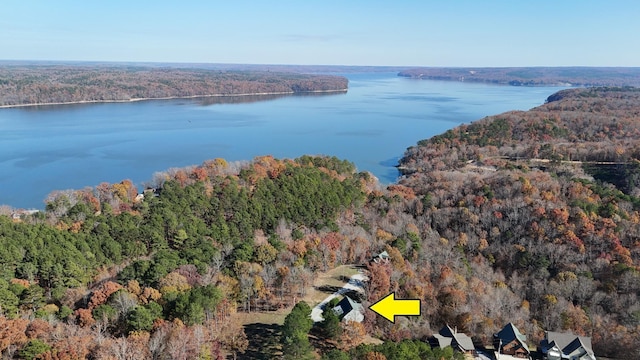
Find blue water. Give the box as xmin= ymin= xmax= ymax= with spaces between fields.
xmin=0 ymin=73 xmax=566 ymax=208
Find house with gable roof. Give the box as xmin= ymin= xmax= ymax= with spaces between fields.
xmin=494 ymin=323 xmax=531 ymax=359
xmin=429 ymin=325 xmax=475 ymax=354
xmin=332 ymin=295 xmax=364 ymax=323
xmin=540 ymin=331 xmax=596 ymax=360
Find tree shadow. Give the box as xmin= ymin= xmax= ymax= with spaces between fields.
xmin=309 ymin=327 xmax=339 ymax=355
xmin=341 ymin=290 xmax=365 ymax=302
xmin=237 ymin=323 xmax=282 ymax=360
xmin=316 ymin=285 xmax=344 ymax=294
xmin=314 ymin=286 xmax=366 ymax=304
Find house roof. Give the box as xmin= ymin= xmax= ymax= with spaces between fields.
xmin=544 ymin=331 xmax=576 ymax=350
xmin=432 ymin=334 xmax=453 ymax=348
xmin=542 ymin=331 xmax=595 ymax=359
xmin=333 ymin=296 xmax=364 ymax=323
xmin=564 ymin=337 xmax=595 ymax=359
xmin=433 ymin=325 xmax=475 ymax=351
xmin=495 ymin=323 xmax=530 ymax=353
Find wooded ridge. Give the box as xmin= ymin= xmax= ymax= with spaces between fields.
xmin=0 ymin=65 xmax=348 ymax=107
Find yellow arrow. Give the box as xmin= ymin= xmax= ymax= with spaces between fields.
xmin=368 ymin=292 xmax=421 ymax=323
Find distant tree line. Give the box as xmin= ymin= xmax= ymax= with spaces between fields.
xmin=398 ymin=67 xmax=640 ymax=86
xmin=0 ymin=65 xmax=348 ymax=106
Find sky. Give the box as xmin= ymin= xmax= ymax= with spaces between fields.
xmin=2 ymin=0 xmax=639 ymax=67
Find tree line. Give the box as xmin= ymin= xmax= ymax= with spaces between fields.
xmin=398 ymin=67 xmax=640 ymax=86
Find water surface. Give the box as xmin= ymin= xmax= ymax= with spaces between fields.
xmin=0 ymin=73 xmax=566 ymax=208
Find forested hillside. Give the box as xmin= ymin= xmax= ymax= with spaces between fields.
xmin=0 ymin=66 xmax=348 ymax=107
xmin=398 ymin=87 xmax=640 ymax=359
xmin=0 ymin=155 xmax=375 ymax=358
xmin=399 ymin=67 xmax=640 ymax=86
xmin=1 ymin=88 xmax=639 ymax=359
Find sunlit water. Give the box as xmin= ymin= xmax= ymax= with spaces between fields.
xmin=0 ymin=73 xmax=566 ymax=208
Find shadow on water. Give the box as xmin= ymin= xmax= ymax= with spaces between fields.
xmin=198 ymin=94 xmax=289 ymax=106
xmin=377 ymin=156 xmax=402 ymax=184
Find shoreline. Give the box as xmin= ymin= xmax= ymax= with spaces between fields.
xmin=0 ymin=88 xmax=348 ymax=109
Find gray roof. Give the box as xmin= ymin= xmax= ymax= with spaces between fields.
xmin=543 ymin=331 xmax=595 ymax=359
xmin=432 ymin=334 xmax=453 ymax=348
xmin=433 ymin=325 xmax=475 ymax=351
xmin=332 ymin=296 xmax=364 ymax=323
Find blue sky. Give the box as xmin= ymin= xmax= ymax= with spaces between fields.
xmin=2 ymin=0 xmax=638 ymax=66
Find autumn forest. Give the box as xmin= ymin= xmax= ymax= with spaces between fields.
xmin=0 ymin=65 xmax=348 ymax=107
xmin=1 ymin=85 xmax=640 ymax=359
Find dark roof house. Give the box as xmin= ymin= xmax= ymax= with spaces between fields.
xmin=332 ymin=296 xmax=364 ymax=323
xmin=429 ymin=325 xmax=475 ymax=354
xmin=494 ymin=323 xmax=531 ymax=359
xmin=540 ymin=331 xmax=596 ymax=360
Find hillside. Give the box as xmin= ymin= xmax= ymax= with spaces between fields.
xmin=398 ymin=67 xmax=640 ymax=87
xmin=0 ymin=65 xmax=348 ymax=107
xmin=399 ymin=87 xmax=640 ymax=358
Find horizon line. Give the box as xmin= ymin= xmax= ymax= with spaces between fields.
xmin=1 ymin=59 xmax=640 ymax=69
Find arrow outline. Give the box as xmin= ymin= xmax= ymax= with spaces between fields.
xmin=368 ymin=292 xmax=422 ymax=323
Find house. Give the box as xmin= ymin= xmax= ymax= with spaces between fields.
xmin=332 ymin=296 xmax=364 ymax=323
xmin=429 ymin=325 xmax=475 ymax=354
xmin=494 ymin=323 xmax=531 ymax=359
xmin=540 ymin=331 xmax=596 ymax=360
xmin=371 ymin=251 xmax=390 ymax=264
xmin=10 ymin=209 xmax=39 ymax=220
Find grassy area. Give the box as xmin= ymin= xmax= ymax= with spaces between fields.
xmin=234 ymin=264 xmax=363 ymax=359
xmin=303 ymin=264 xmax=361 ymax=306
xmin=235 ymin=265 xmax=361 ymax=327
xmin=235 ymin=310 xmax=289 ymax=326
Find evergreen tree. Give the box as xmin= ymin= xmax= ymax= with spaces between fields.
xmin=320 ymin=298 xmax=342 ymax=340
xmin=281 ymin=301 xmax=314 ymax=360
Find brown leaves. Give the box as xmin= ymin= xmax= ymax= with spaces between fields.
xmin=387 ymin=185 xmax=416 ymax=200
xmin=25 ymin=319 xmax=51 ymax=339
xmin=0 ymin=316 xmax=29 ymax=352
xmin=364 ymin=351 xmax=387 ymax=360
xmin=88 ymin=281 xmax=123 ymax=310
xmin=337 ymin=321 xmax=366 ymax=351
xmin=366 ymin=262 xmax=391 ymax=305
xmin=75 ymin=308 xmax=95 ymax=327
xmin=139 ymin=287 xmax=162 ymax=305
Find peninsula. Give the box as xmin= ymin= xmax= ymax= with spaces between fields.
xmin=0 ymin=65 xmax=348 ymax=108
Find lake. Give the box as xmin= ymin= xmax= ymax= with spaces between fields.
xmin=0 ymin=73 xmax=566 ymax=209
